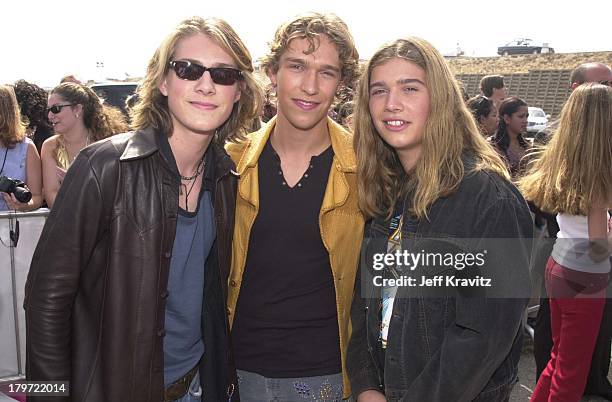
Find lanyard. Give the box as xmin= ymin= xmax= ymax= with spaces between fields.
xmin=0 ymin=148 xmax=8 ymax=176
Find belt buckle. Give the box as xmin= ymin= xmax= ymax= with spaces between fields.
xmin=164 ymin=366 xmax=198 ymax=402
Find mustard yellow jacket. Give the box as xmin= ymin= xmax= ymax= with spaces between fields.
xmin=225 ymin=117 xmax=364 ymax=398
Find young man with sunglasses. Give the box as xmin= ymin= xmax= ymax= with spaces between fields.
xmin=25 ymin=17 xmax=261 ymax=402
xmin=225 ymin=12 xmax=364 ymax=401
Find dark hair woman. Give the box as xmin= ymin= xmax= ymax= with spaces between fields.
xmin=489 ymin=96 xmax=530 ymax=177
xmin=467 ymin=95 xmax=498 ymax=137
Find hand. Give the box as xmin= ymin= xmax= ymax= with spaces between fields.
xmin=56 ymin=166 xmax=67 ymax=182
xmin=2 ymin=192 xmax=28 ymax=211
xmin=357 ymin=390 xmax=386 ymax=402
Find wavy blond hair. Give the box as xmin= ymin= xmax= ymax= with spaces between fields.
xmin=519 ymin=84 xmax=612 ymax=215
xmin=354 ymin=38 xmax=509 ymax=220
xmin=259 ymin=12 xmax=360 ymax=88
xmin=131 ymin=16 xmax=263 ymax=143
xmin=0 ymin=85 xmax=26 ymax=149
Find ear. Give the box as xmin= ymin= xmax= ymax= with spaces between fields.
xmin=233 ymin=81 xmax=243 ymax=104
xmin=159 ymin=77 xmax=169 ymax=97
xmin=73 ymin=104 xmax=84 ymax=117
xmin=503 ymin=114 xmax=512 ymax=125
xmin=266 ymin=67 xmax=277 ymax=89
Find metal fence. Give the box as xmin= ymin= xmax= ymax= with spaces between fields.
xmin=0 ymin=210 xmax=48 ymax=381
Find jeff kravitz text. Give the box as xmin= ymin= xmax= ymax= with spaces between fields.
xmin=371 ymin=249 xmax=492 ymax=288
xmin=372 ymin=275 xmax=492 ymax=287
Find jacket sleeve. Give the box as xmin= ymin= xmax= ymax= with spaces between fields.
xmin=400 ymin=198 xmax=532 ymax=402
xmin=346 ymin=233 xmax=384 ymax=398
xmin=24 ymin=152 xmax=109 ymax=393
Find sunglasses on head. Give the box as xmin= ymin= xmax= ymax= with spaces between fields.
xmin=169 ymin=60 xmax=243 ymax=85
xmin=598 ymin=80 xmax=611 ymax=87
xmin=47 ymin=103 xmax=75 ymax=114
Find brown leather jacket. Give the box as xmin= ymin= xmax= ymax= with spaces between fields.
xmin=25 ymin=129 xmax=238 ymax=402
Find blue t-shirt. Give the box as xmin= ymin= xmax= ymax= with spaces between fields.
xmin=155 ymin=130 xmax=218 ymax=385
xmin=0 ymin=138 xmax=31 ymax=211
xmin=164 ymin=190 xmax=216 ymax=386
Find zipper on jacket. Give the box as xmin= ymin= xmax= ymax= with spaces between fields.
xmin=364 ymin=230 xmax=384 ymax=389
xmin=227 ymin=382 xmax=235 ymax=401
xmin=365 ymin=305 xmax=384 ymax=389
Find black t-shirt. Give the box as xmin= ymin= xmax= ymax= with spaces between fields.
xmin=232 ymin=139 xmax=341 ymax=377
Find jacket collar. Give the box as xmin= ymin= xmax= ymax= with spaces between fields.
xmin=119 ymin=128 xmax=236 ymax=180
xmin=212 ymin=142 xmax=238 ymax=180
xmin=119 ymin=128 xmax=159 ymax=161
xmin=235 ymin=116 xmax=356 ymax=175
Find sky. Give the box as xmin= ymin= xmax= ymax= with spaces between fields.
xmin=2 ymin=0 xmax=610 ymax=88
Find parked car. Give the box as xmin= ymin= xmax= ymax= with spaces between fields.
xmin=526 ymin=106 xmax=549 ymax=134
xmin=497 ymin=39 xmax=554 ymax=56
xmin=90 ymin=82 xmax=138 ymax=115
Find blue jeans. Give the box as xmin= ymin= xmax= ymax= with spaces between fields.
xmin=237 ymin=369 xmax=343 ymax=402
xmin=173 ymin=370 xmax=202 ymax=402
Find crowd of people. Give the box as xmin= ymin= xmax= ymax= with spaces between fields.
xmin=0 ymin=79 xmax=128 ymax=211
xmin=1 ymin=11 xmax=610 ymax=402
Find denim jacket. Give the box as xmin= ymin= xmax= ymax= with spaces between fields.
xmin=347 ymin=161 xmax=533 ymax=402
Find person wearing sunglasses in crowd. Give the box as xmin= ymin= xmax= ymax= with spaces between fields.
xmin=534 ymin=62 xmax=612 ymax=145
xmin=347 ymin=37 xmax=532 ymax=402
xmin=466 ymin=95 xmax=498 ymax=137
xmin=40 ymin=82 xmax=127 ymax=207
xmin=570 ymin=62 xmax=612 ymax=90
xmin=0 ymin=84 xmax=42 ymax=211
xmin=225 ymin=12 xmax=364 ymax=401
xmin=25 ymin=16 xmax=262 ymax=402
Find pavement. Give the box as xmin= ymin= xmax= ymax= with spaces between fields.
xmin=1 ymin=337 xmax=608 ymax=401
xmin=511 ymin=337 xmax=611 ymax=402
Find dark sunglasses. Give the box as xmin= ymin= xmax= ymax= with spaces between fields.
xmin=598 ymin=80 xmax=611 ymax=87
xmin=47 ymin=103 xmax=75 ymax=114
xmin=169 ymin=60 xmax=243 ymax=85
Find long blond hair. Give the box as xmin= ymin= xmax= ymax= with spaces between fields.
xmin=354 ymin=38 xmax=508 ymax=220
xmin=519 ymin=83 xmax=612 ymax=215
xmin=0 ymin=85 xmax=26 ymax=149
xmin=131 ymin=16 xmax=262 ymax=143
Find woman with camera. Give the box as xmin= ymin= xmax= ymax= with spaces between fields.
xmin=0 ymin=85 xmax=42 ymax=212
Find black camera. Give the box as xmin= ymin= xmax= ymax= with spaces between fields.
xmin=0 ymin=176 xmax=32 ymax=203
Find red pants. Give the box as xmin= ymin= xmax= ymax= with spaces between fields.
xmin=530 ymin=258 xmax=608 ymax=402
